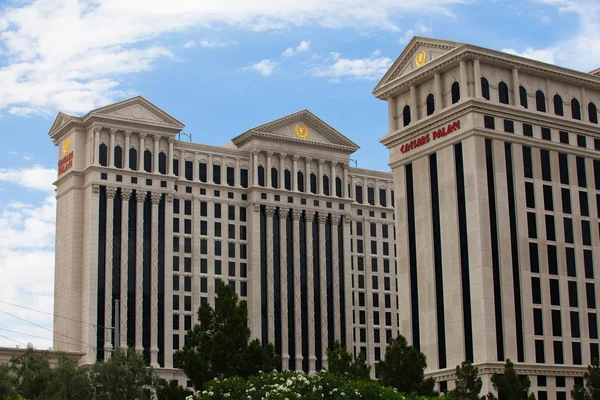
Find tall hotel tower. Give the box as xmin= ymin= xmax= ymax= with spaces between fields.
xmin=376 ymin=37 xmax=600 ymax=398
xmin=49 ymin=99 xmax=399 ymax=385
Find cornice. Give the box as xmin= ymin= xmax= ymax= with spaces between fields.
xmin=425 ymin=362 xmax=587 ymax=381
xmin=236 ymin=130 xmax=358 ymax=153
xmin=89 ymin=97 xmax=183 ymax=127
xmin=387 ymin=41 xmax=457 ymax=83
xmin=174 ymin=141 xmax=249 ymax=158
xmin=348 ymin=167 xmax=393 ymax=180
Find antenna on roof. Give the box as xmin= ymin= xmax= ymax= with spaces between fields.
xmin=178 ymin=132 xmax=192 ymax=142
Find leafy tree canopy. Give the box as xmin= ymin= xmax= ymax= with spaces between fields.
xmin=327 ymin=340 xmax=371 ymax=380
xmin=450 ymin=361 xmax=483 ymax=400
xmin=572 ymin=358 xmax=600 ymax=400
xmin=486 ymin=359 xmax=534 ymax=400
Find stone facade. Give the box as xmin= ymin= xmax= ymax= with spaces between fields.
xmin=376 ymin=37 xmax=600 ymax=398
xmin=48 ymin=99 xmax=398 ymax=387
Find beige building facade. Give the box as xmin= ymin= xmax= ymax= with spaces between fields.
xmin=48 ymin=100 xmax=398 ymax=387
xmin=376 ymin=37 xmax=600 ymax=399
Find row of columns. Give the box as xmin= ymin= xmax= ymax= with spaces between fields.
xmin=103 ymin=186 xmax=162 ymax=368
xmin=264 ymin=206 xmax=346 ymax=372
xmin=180 ymin=151 xmax=247 ymax=188
xmin=93 ymin=127 xmax=175 ymax=175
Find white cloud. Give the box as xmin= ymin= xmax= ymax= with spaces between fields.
xmin=310 ymin=53 xmax=392 ymax=81
xmin=501 ymin=0 xmax=600 ymax=71
xmin=0 ymin=166 xmax=57 ymax=192
xmin=245 ymin=59 xmax=279 ymax=76
xmin=282 ymin=40 xmax=311 ymax=57
xmin=399 ymin=29 xmax=415 ymax=44
xmin=183 ymin=40 xmax=196 ymax=48
xmin=0 ymin=0 xmax=467 ymax=115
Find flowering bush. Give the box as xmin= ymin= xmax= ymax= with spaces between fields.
xmin=187 ymin=370 xmax=441 ymax=400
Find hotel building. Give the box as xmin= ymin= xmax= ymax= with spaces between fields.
xmin=48 ymin=99 xmax=399 ymax=386
xmin=376 ymin=37 xmax=600 ymax=398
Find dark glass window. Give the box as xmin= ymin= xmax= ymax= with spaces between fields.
xmin=284 ymin=170 xmax=291 ymax=191
xmin=523 ymin=124 xmax=533 ymax=137
xmin=534 ymin=309 xmax=543 ymax=335
xmin=184 ymin=161 xmax=193 ymax=180
xmin=523 ymin=147 xmax=533 ymax=178
xmin=226 ymin=167 xmax=234 ymax=186
xmin=542 ymin=127 xmax=552 ymax=140
xmin=569 ymin=281 xmax=579 ymax=307
xmin=310 ymin=173 xmax=317 ymax=194
xmin=595 ymin=160 xmax=600 ymax=190
xmin=484 ymin=115 xmax=495 ymax=129
xmin=99 ymin=143 xmax=108 ymax=166
xmin=562 ymin=189 xmax=571 ymax=213
xmin=564 ymin=218 xmax=574 ymax=243
xmin=554 ymin=94 xmax=564 ymax=116
xmin=589 ymin=314 xmax=598 ymax=339
xmin=571 ymin=98 xmax=581 ymax=119
xmin=573 ymin=342 xmax=582 ymax=365
xmin=553 ymin=341 xmax=564 ymax=364
xmin=504 ymin=120 xmax=514 ymax=133
xmin=525 ymin=182 xmax=535 ymax=208
xmin=367 ymin=187 xmax=375 ymax=205
xmin=536 ymin=90 xmax=546 ymax=112
xmin=548 ymin=245 xmax=558 ymax=274
xmin=571 ymin=311 xmax=580 ymax=338
xmin=552 ymin=309 xmax=562 ymax=336
xmin=270 ymin=168 xmax=278 ymax=188
xmin=198 ymin=163 xmax=207 ymax=182
xmin=578 ymin=135 xmax=587 ymax=148
xmin=580 ymin=192 xmax=589 ymax=216
xmin=257 ymin=166 xmax=265 ymax=187
xmin=541 ymin=150 xmax=552 ymax=181
xmin=535 ymin=340 xmax=545 ymax=363
xmin=481 ymin=77 xmax=490 ymax=100
xmin=355 ymin=185 xmax=363 ymax=204
xmin=403 ymin=105 xmax=411 ymax=126
xmin=426 ymin=94 xmax=435 ymax=116
xmin=550 ymin=279 xmax=560 ymax=305
xmin=129 ymin=148 xmax=138 ymax=170
xmin=532 ymin=277 xmax=542 ymax=304
xmin=240 ymin=168 xmax=248 ymax=188
xmin=143 ymin=149 xmax=152 ymax=172
xmin=559 ymin=154 xmax=569 ymax=184
xmin=577 ymin=156 xmax=587 ymax=187
xmin=379 ymin=188 xmax=387 ymax=206
xmin=527 ymin=212 xmax=537 ymax=239
xmin=520 ymin=86 xmax=528 ymax=108
xmin=529 ymin=243 xmax=539 ymax=272
xmin=498 ymin=81 xmax=509 ymax=104
xmin=452 ymin=82 xmax=460 ymax=104
xmin=582 ymin=220 xmax=591 ymax=246
xmin=297 ymin=171 xmax=304 ymax=192
xmin=560 ymin=131 xmax=569 ymax=143
xmin=586 ymin=283 xmax=596 ymax=308
xmin=213 ymin=165 xmax=221 ymax=184
xmin=584 ymin=250 xmax=593 ymax=279
xmin=589 ymin=102 xmax=598 ymax=124
xmin=545 ymin=215 xmax=555 ymax=241
xmin=566 ymin=247 xmax=576 ymax=277
xmin=543 ymin=185 xmax=553 ymax=211
xmin=114 ymin=146 xmax=123 ymax=169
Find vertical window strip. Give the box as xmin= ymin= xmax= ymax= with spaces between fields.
xmin=429 ymin=153 xmax=447 ymax=369
xmin=454 ymin=143 xmax=474 ymax=362
xmin=406 ymin=164 xmax=420 ymax=350
xmin=505 ymin=143 xmax=525 ymax=362
xmin=97 ymin=186 xmax=107 ymax=361
xmin=485 ymin=139 xmax=505 ymax=361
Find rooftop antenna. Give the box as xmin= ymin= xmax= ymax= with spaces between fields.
xmin=178 ymin=132 xmax=192 ymax=142
xmin=349 ymin=159 xmax=358 ymax=168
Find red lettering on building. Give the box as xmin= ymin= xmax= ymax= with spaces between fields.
xmin=399 ymin=120 xmax=461 ymax=154
xmin=58 ymin=152 xmax=74 ymax=175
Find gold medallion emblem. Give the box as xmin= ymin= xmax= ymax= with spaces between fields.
xmin=295 ymin=124 xmax=309 ymax=139
xmin=415 ymin=50 xmax=427 ymax=67
xmin=63 ymin=138 xmax=71 ymax=155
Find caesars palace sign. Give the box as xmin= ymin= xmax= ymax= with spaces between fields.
xmin=58 ymin=138 xmax=74 ymax=175
xmin=399 ymin=120 xmax=461 ymax=154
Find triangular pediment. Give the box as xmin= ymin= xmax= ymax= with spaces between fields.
xmin=48 ymin=112 xmax=78 ymax=136
xmin=85 ymin=96 xmax=185 ymax=129
xmin=232 ymin=110 xmax=359 ymax=151
xmin=373 ymin=36 xmax=463 ymax=95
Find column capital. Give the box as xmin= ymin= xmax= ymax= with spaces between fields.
xmin=331 ymin=214 xmax=341 ymax=226
xmin=278 ymin=207 xmax=290 ymax=219
xmin=291 ymin=209 xmax=302 ymax=221
xmin=138 ymin=132 xmax=147 ymax=139
xmin=109 ymin=128 xmax=117 ymax=135
xmin=92 ymin=184 xmax=100 ymax=194
xmin=166 ymin=194 xmax=174 ymax=202
xmin=106 ymin=186 xmax=117 ymax=199
xmin=305 ymin=210 xmax=315 ymax=222
xmin=121 ymin=188 xmax=133 ymax=201
xmin=292 ymin=155 xmax=300 ymax=161
xmin=168 ymin=137 xmax=174 ymax=144
xmin=135 ymin=191 xmax=147 ymax=203
xmin=124 ymin=130 xmax=132 ymax=137
xmin=331 ymin=161 xmax=337 ymax=167
xmin=253 ymin=203 xmax=261 ymax=212
xmin=265 ymin=205 xmax=277 ymax=218
xmin=252 ymin=150 xmax=260 ymax=156
xmin=266 ymin=151 xmax=274 ymax=157
xmin=93 ymin=126 xmax=102 ymax=134
xmin=305 ymin=157 xmax=312 ymax=163
xmin=150 ymin=192 xmax=162 ymax=204
xmin=317 ymin=213 xmax=328 ymax=224
xmin=279 ymin=153 xmax=287 ymax=160
xmin=153 ymin=134 xmax=161 ymax=142
xmin=317 ymin=159 xmax=325 ymax=166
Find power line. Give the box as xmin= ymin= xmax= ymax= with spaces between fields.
xmin=0 ymin=299 xmax=114 ymax=330
xmin=0 ymin=333 xmax=27 ymax=347
xmin=0 ymin=328 xmax=96 ymax=351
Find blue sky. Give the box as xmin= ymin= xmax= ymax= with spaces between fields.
xmin=0 ymin=0 xmax=598 ymax=349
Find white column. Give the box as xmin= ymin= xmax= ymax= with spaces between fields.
xmin=94 ymin=127 xmax=101 ymax=166
xmin=193 ymin=153 xmax=199 ymax=181
xmin=235 ymin=158 xmax=240 ymax=187
xmin=109 ymin=128 xmax=116 ymax=168
xmin=342 ymin=217 xmax=353 ymax=348
xmin=374 ymin=180 xmax=380 ymax=206
xmin=512 ymin=68 xmax=519 ymax=107
xmin=304 ymin=158 xmax=311 ymax=192
xmin=581 ymin=87 xmax=587 ymax=121
xmin=168 ymin=138 xmax=174 ymax=175
xmin=279 ymin=154 xmax=286 ymax=190
xmin=317 ymin=212 xmax=329 ymax=369
xmin=459 ymin=61 xmax=467 ymax=101
xmin=331 ymin=214 xmax=341 ymax=342
xmin=138 ymin=133 xmax=146 ymax=171
xmin=410 ymin=85 xmax=418 ymax=122
xmin=343 ymin=165 xmax=349 ymax=198
xmin=279 ymin=207 xmax=290 ymax=370
xmin=387 ymin=96 xmax=395 ymax=133
xmin=291 ymin=209 xmax=303 ymax=370
xmin=153 ymin=136 xmax=160 ymax=173
xmin=474 ymin=59 xmax=481 ymax=98
xmin=305 ymin=211 xmax=317 ymax=373
xmin=120 ymin=189 xmax=132 ymax=350
xmin=253 ymin=152 xmax=259 ymax=186
xmin=104 ymin=186 xmax=117 ymax=358
xmin=349 ymin=175 xmax=355 ymax=200
xmin=124 ymin=131 xmax=131 ymax=170
xmin=135 ymin=190 xmax=146 ymax=353
xmin=265 ymin=206 xmax=277 ymax=347
xmin=331 ymin=162 xmax=337 ymax=197
xmin=292 ymin=156 xmax=299 ymax=192
xmin=208 ymin=154 xmax=214 ymax=183
xmin=434 ymin=73 xmax=442 ymax=111
xmin=266 ymin=152 xmax=273 ymax=188
xmin=149 ymin=192 xmax=161 ymax=367
xmin=318 ymin=160 xmax=324 ymax=195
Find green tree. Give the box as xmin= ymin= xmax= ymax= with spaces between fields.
xmin=450 ymin=361 xmax=483 ymax=400
xmin=375 ymin=335 xmax=436 ymax=396
xmin=43 ymin=354 xmax=92 ymax=400
xmin=155 ymin=379 xmax=191 ymax=400
xmin=176 ymin=281 xmax=278 ymax=389
xmin=9 ymin=347 xmax=54 ymax=399
xmin=327 ymin=340 xmax=371 ymax=380
xmin=91 ymin=347 xmax=157 ymax=400
xmin=486 ymin=359 xmax=534 ymax=400
xmin=572 ymin=358 xmax=600 ymax=400
xmin=0 ymin=362 xmax=16 ymax=399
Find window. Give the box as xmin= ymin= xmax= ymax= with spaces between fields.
xmin=584 ymin=250 xmax=593 ymax=279
xmin=504 ymin=119 xmax=514 ymax=133
xmin=589 ymin=102 xmax=598 ymax=124
xmin=589 ymin=314 xmax=598 ymax=339
xmin=543 ymin=185 xmax=553 ymax=211
xmin=577 ymin=156 xmax=587 ymax=187
xmin=257 ymin=166 xmax=265 ymax=187
xmin=554 ymin=94 xmax=564 ymax=116
xmin=426 ymin=94 xmax=435 ymax=116
xmin=403 ymin=105 xmax=411 ymax=126
xmin=323 ymin=175 xmax=330 ymax=196
xmin=552 ymin=309 xmax=562 ymax=336
xmin=573 ymin=342 xmax=582 ymax=365
xmin=536 ymin=90 xmax=546 ymax=112
xmin=569 ymin=281 xmax=578 ymax=307
xmin=355 ymin=185 xmax=363 ymax=204
xmin=310 ymin=173 xmax=317 ymax=194
xmin=582 ymin=220 xmax=591 ymax=246
xmin=519 ymin=86 xmax=528 ymax=108
xmin=532 ymin=277 xmax=542 ymax=304
xmin=99 ymin=143 xmax=108 ymax=166
xmin=542 ymin=127 xmax=552 ymax=140
xmin=562 ymin=189 xmax=571 ymax=213
xmin=566 ymin=248 xmax=576 ymax=277
xmin=545 ymin=215 xmax=555 ymax=241
xmin=571 ymin=312 xmax=580 ymax=337
xmin=529 ymin=243 xmax=539 ymax=272
xmin=523 ymin=123 xmax=533 ymax=137
xmin=129 ymin=148 xmax=137 ymax=170
xmin=534 ymin=309 xmax=543 ymax=335
xmin=541 ymin=150 xmax=551 ymax=181
xmin=184 ymin=161 xmax=193 ymax=180
xmin=548 ymin=245 xmax=558 ymax=274
xmin=284 ymin=170 xmax=291 ymax=191
xmin=144 ymin=150 xmax=152 ymax=172
xmin=580 ymin=192 xmax=589 ymax=216
xmin=484 ymin=115 xmax=495 ymax=129
xmin=572 ymin=98 xmax=581 ymax=120
xmin=213 ymin=165 xmax=221 ymax=184
xmin=559 ymin=154 xmax=569 ymax=184
xmin=564 ymin=218 xmax=574 ymax=243
xmin=535 ymin=340 xmax=545 ymax=363
xmin=560 ymin=131 xmax=569 ymax=143
xmin=226 ymin=167 xmax=234 ymax=186
xmin=367 ymin=187 xmax=375 ymax=205
xmin=586 ymin=283 xmax=596 ymax=308
xmin=554 ymin=341 xmax=564 ymax=364
xmin=199 ymin=163 xmax=207 ymax=182
xmin=523 ymin=147 xmax=533 ymax=178
xmin=498 ymin=81 xmax=509 ymax=104
xmin=451 ymin=82 xmax=460 ymax=104
xmin=156 ymin=152 xmax=165 ymax=174
xmin=114 ymin=146 xmax=123 ymax=168
xmin=336 ymin=177 xmax=343 ymax=197
xmin=527 ymin=212 xmax=537 ymax=239
xmin=550 ymin=279 xmax=560 ymax=305
xmin=271 ymin=168 xmax=278 ymax=188
xmin=481 ymin=77 xmax=490 ymax=100
xmin=297 ymin=171 xmax=304 ymax=192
